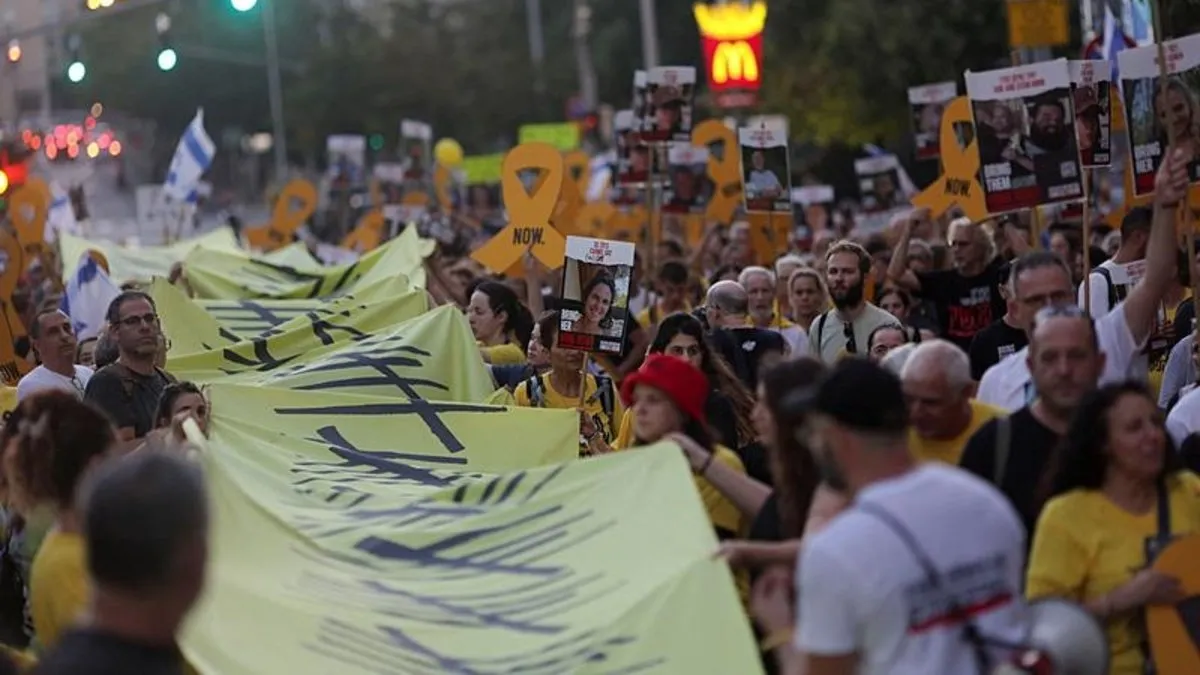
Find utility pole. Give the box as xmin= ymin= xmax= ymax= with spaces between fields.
xmin=638 ymin=0 xmax=660 ymax=70
xmin=572 ymin=0 xmax=598 ymax=111
xmin=525 ymin=0 xmax=546 ymax=106
xmin=261 ymin=0 xmax=287 ymax=180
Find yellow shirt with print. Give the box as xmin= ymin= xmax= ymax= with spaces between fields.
xmin=1148 ymin=294 xmax=1189 ymax=400
xmin=613 ymin=440 xmax=746 ymax=537
xmin=909 ymin=400 xmax=1005 ymax=465
xmin=1026 ymin=471 xmax=1200 ymax=675
xmin=478 ymin=341 xmax=526 ymax=366
xmin=513 ymin=373 xmax=624 ymax=446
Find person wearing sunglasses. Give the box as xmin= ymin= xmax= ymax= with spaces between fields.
xmin=83 ymin=292 xmax=177 ymax=445
xmin=809 ymin=241 xmax=899 ymax=365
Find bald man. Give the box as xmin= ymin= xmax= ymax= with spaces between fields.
xmin=704 ymin=280 xmax=786 ymax=388
xmin=900 ymin=339 xmax=1005 ymax=465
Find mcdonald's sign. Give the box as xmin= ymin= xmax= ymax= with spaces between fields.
xmin=694 ymin=1 xmax=766 ymax=109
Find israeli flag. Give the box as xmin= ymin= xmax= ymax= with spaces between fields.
xmin=60 ymin=254 xmax=121 ymax=341
xmin=162 ymin=109 xmax=216 ymax=203
xmin=45 ymin=182 xmax=80 ymax=243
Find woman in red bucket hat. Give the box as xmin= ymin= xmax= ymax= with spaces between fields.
xmin=591 ymin=353 xmax=748 ymax=541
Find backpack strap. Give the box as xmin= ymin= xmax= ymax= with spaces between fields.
xmin=993 ymin=415 xmax=1012 ymax=488
xmin=815 ymin=313 xmax=828 ymax=355
xmin=1093 ymin=266 xmax=1119 ymax=310
xmin=526 ymin=374 xmax=547 ymax=408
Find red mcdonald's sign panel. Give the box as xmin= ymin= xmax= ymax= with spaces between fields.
xmin=694 ymin=1 xmax=766 ymax=108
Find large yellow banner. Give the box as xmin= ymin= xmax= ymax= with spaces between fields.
xmin=182 ymin=226 xmax=434 ymax=300
xmin=171 ymin=305 xmax=495 ymax=403
xmin=183 ymin=414 xmax=759 ymax=674
xmin=59 ymin=227 xmax=241 ymax=284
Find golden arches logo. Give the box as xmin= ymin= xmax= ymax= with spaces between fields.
xmin=712 ymin=41 xmax=759 ymax=85
xmin=693 ymin=1 xmax=767 ymax=41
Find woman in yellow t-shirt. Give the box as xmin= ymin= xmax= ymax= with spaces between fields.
xmin=591 ymin=354 xmax=748 ymax=540
xmin=1027 ymin=381 xmax=1200 ymax=675
xmin=4 ymin=392 xmax=117 ymax=652
xmin=467 ymin=280 xmax=534 ymax=366
xmin=514 ymin=311 xmax=623 ymax=453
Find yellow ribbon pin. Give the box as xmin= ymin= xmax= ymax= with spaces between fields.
xmin=910 ymin=96 xmax=987 ymax=221
xmin=472 ymin=142 xmax=567 ymax=273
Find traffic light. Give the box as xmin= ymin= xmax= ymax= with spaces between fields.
xmin=85 ymin=0 xmax=117 ymax=10
xmin=5 ymin=40 xmax=20 ymax=64
xmin=67 ymin=60 xmax=86 ymax=83
xmin=155 ymin=13 xmax=177 ymax=71
xmin=368 ymin=134 xmax=385 ymax=151
xmin=230 ymin=0 xmax=258 ymax=11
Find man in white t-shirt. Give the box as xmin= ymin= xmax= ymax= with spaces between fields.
xmin=1077 ymin=206 xmax=1151 ymax=318
xmin=977 ymin=152 xmax=1183 ymax=411
xmin=17 ymin=309 xmax=93 ymax=402
xmin=774 ymin=359 xmax=1029 ymax=674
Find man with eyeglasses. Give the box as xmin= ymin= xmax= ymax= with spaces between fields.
xmin=17 ymin=310 xmax=93 ymax=402
xmin=960 ymin=146 xmax=1189 ymax=537
xmin=84 ymin=292 xmax=176 ymax=443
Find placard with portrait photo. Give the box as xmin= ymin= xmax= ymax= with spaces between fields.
xmin=326 ymin=135 xmax=367 ymax=185
xmin=738 ymin=126 xmax=792 ymax=214
xmin=615 ymin=108 xmax=665 ymax=189
xmin=643 ymin=66 xmax=697 ymax=143
xmin=854 ymin=155 xmax=906 ymax=213
xmin=1068 ymin=60 xmax=1113 ymax=167
xmin=791 ymin=184 xmax=835 ymax=231
xmin=966 ymin=58 xmax=1084 ymax=214
xmin=399 ymin=119 xmax=432 ymax=182
xmin=663 ymin=142 xmax=711 ymax=214
xmin=1118 ymin=32 xmax=1200 ymax=196
xmin=908 ymin=81 xmax=957 ymax=161
xmin=557 ymin=236 xmax=636 ymax=355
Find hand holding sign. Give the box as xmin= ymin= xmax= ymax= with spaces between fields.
xmin=910 ymin=96 xmax=987 ymax=221
xmin=692 ymin=119 xmax=742 ymax=225
xmin=471 ymin=142 xmax=567 ymax=273
xmin=245 ymin=179 xmax=318 ymax=252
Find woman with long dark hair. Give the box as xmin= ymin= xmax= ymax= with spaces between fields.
xmin=467 ymin=280 xmax=535 ymax=366
xmin=610 ymin=313 xmax=754 ymax=450
xmin=1027 ymin=381 xmax=1200 ymax=675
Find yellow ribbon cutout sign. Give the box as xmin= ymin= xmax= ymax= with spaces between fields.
xmin=554 ymin=150 xmax=590 ymax=235
xmin=472 ymin=142 xmax=567 ymax=273
xmin=245 ymin=179 xmax=318 ymax=252
xmin=0 ymin=228 xmax=29 ymax=385
xmin=910 ymin=96 xmax=987 ymax=221
xmin=691 ymin=120 xmax=743 ymax=226
xmin=434 ymin=165 xmax=453 ymax=213
xmin=9 ymin=178 xmax=51 ymax=268
xmin=341 ymin=210 xmax=386 ymax=253
xmin=574 ymin=202 xmax=616 ymax=239
xmin=1147 ymin=534 xmax=1200 ymax=675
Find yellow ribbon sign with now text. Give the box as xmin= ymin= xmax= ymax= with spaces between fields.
xmin=472 ymin=142 xmax=567 ymax=273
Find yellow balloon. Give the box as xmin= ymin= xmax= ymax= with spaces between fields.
xmin=434 ymin=138 xmax=464 ymax=168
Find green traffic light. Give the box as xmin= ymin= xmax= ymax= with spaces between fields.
xmin=67 ymin=61 xmax=86 ymax=83
xmin=157 ymin=48 xmax=178 ymax=71
xmin=230 ymin=0 xmax=258 ymax=11
xmin=369 ymin=134 xmax=385 ymax=151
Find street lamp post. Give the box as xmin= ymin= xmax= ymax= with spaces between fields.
xmin=261 ymin=0 xmax=287 ymax=180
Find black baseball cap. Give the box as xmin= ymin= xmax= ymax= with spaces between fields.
xmin=810 ymin=357 xmax=909 ymax=434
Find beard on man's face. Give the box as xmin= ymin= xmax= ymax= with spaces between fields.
xmin=831 ymin=278 xmax=865 ymax=310
xmin=1030 ymin=124 xmax=1068 ymax=152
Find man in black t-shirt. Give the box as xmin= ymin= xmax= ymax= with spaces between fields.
xmin=959 ymin=304 xmax=1105 ymax=537
xmin=968 ymin=275 xmax=1029 ymax=380
xmin=888 ymin=211 xmax=1007 ymax=353
xmin=84 ymin=292 xmax=174 ymax=442
xmin=35 ymin=453 xmax=207 ymax=675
